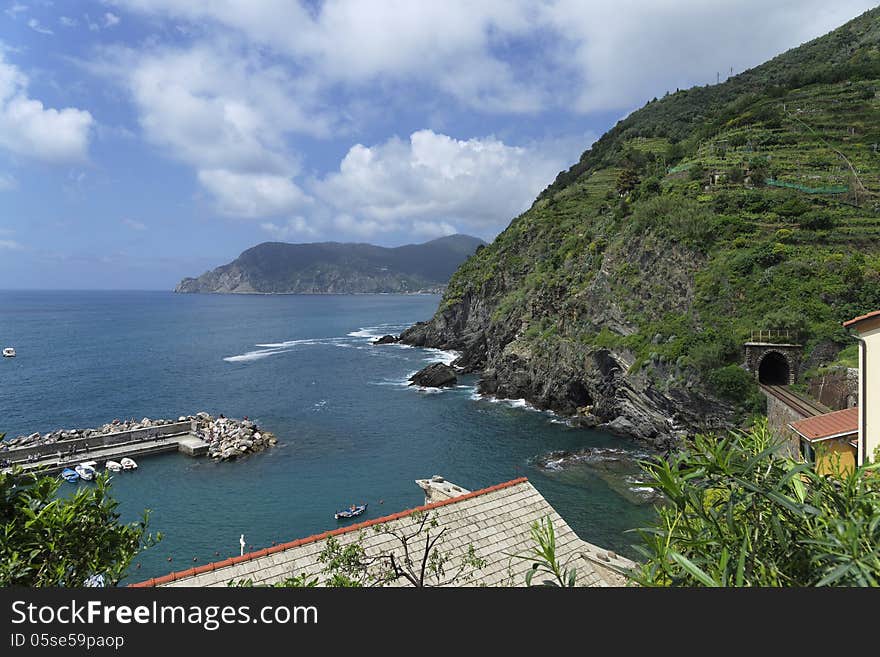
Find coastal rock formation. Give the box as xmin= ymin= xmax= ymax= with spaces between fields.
xmin=372 ymin=335 xmax=399 ymax=345
xmin=409 ymin=363 xmax=458 ymax=388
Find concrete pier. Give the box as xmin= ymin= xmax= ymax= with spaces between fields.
xmin=1 ymin=421 xmax=204 ymax=476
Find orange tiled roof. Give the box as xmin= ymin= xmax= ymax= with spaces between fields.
xmin=789 ymin=407 xmax=859 ymax=442
xmin=843 ymin=310 xmax=880 ymax=328
xmin=129 ymin=477 xmax=528 ymax=588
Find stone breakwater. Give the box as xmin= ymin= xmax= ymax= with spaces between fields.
xmin=3 ymin=416 xmax=181 ymax=448
xmin=195 ymin=413 xmax=278 ymax=461
xmin=2 ymin=412 xmax=278 ymax=461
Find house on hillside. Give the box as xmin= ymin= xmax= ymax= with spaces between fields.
xmin=787 ymin=309 xmax=880 ymax=472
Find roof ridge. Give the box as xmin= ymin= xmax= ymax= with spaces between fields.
xmin=789 ymin=406 xmax=859 ymax=441
xmin=129 ymin=476 xmax=529 ymax=587
xmin=844 ymin=309 xmax=880 ymax=327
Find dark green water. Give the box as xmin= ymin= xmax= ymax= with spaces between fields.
xmin=0 ymin=291 xmax=656 ymax=580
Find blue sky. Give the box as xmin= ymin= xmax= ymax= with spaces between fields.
xmin=0 ymin=0 xmax=876 ymax=289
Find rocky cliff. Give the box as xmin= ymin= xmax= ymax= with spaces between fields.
xmin=402 ymin=8 xmax=880 ymax=449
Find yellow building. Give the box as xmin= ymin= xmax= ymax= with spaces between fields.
xmin=843 ymin=310 xmax=880 ymax=465
xmin=789 ymin=407 xmax=858 ymax=476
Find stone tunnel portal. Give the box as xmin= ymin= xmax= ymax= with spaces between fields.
xmin=758 ymin=351 xmax=792 ymax=385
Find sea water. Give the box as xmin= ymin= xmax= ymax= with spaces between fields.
xmin=0 ymin=291 xmax=656 ymax=580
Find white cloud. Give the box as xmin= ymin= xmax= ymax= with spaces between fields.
xmin=27 ymin=18 xmax=53 ymax=35
xmin=312 ymin=129 xmax=576 ymax=238
xmin=95 ymin=42 xmax=331 ymax=216
xmin=103 ymin=12 xmax=120 ymax=28
xmin=0 ymin=172 xmax=16 ymax=190
xmin=0 ymin=239 xmax=23 ymax=250
xmin=59 ymin=16 xmax=78 ymax=28
xmin=198 ymin=169 xmax=308 ymax=219
xmin=122 ymin=218 xmax=146 ymax=231
xmin=4 ymin=3 xmax=26 ymax=19
xmin=111 ymin=0 xmax=546 ymax=112
xmin=412 ymin=220 xmax=458 ymax=240
xmin=113 ymin=0 xmax=880 ymax=115
xmin=331 ymin=213 xmax=385 ymax=240
xmin=260 ymin=216 xmax=318 ymax=240
xmin=0 ymin=52 xmax=93 ymax=163
xmin=542 ymin=0 xmax=880 ymax=112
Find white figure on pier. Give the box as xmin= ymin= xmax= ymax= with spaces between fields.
xmin=240 ymin=534 xmax=246 ymax=556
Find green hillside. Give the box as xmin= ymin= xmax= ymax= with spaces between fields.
xmin=403 ymin=8 xmax=880 ymax=447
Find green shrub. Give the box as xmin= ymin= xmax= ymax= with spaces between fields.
xmin=707 ymin=364 xmax=755 ymax=403
xmin=777 ymin=196 xmax=811 ymax=218
xmin=633 ymin=420 xmax=880 ymax=587
xmin=799 ymin=212 xmax=837 ymax=231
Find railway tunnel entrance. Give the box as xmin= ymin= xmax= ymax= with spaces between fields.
xmin=743 ymin=334 xmax=802 ymax=385
xmin=758 ymin=351 xmax=791 ymax=385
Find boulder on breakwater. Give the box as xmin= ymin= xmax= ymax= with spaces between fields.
xmin=195 ymin=413 xmax=278 ymax=461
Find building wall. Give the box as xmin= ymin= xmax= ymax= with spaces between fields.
xmin=765 ymin=392 xmax=807 ymax=457
xmin=863 ymin=326 xmax=880 ymax=463
xmin=815 ymin=438 xmax=857 ymax=476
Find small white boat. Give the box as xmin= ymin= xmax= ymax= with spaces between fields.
xmin=75 ymin=462 xmax=97 ymax=481
xmin=120 ymin=457 xmax=138 ymax=471
xmin=105 ymin=460 xmax=123 ymax=472
xmin=2 ymin=347 xmax=14 ymax=358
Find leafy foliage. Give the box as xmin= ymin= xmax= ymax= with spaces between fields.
xmin=514 ymin=517 xmax=579 ymax=587
xmin=632 ymin=420 xmax=880 ymax=586
xmin=0 ymin=465 xmax=157 ymax=586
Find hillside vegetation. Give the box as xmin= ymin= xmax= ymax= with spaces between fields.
xmin=402 ymin=8 xmax=880 ymax=448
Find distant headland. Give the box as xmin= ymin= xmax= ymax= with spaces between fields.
xmin=174 ymin=234 xmax=486 ymax=295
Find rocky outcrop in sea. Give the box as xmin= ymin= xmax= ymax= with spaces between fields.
xmin=534 ymin=446 xmax=663 ymax=505
xmin=409 ymin=363 xmax=458 ymax=388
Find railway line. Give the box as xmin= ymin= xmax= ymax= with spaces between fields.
xmin=759 ymin=384 xmax=830 ymax=418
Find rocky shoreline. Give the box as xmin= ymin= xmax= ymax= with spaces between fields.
xmin=2 ymin=413 xmax=278 ymax=461
xmin=399 ymin=301 xmax=733 ymax=452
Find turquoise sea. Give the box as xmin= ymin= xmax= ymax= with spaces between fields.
xmin=0 ymin=291 xmax=656 ymax=581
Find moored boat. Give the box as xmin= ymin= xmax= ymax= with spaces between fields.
xmin=120 ymin=457 xmax=138 ymax=471
xmin=105 ymin=460 xmax=123 ymax=472
xmin=2 ymin=347 xmax=14 ymax=358
xmin=75 ymin=462 xmax=97 ymax=481
xmin=61 ymin=468 xmax=80 ymax=483
xmin=335 ymin=503 xmax=367 ymax=520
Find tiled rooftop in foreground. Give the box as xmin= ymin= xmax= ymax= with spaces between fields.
xmin=131 ymin=477 xmax=635 ymax=588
